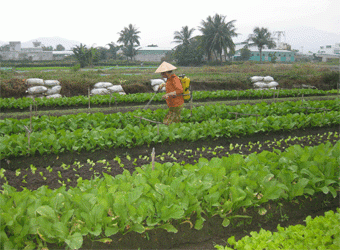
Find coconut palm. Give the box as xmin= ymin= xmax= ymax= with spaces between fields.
xmin=245 ymin=27 xmax=276 ymax=62
xmin=173 ymin=26 xmax=195 ymax=46
xmin=117 ymin=24 xmax=141 ymax=61
xmin=199 ymin=14 xmax=238 ymax=62
xmin=117 ymin=24 xmax=141 ymax=47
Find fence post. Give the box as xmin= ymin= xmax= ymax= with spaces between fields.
xmin=88 ymin=88 xmax=91 ymax=109
xmin=30 ymin=104 xmax=32 ymax=131
xmin=151 ymin=147 xmax=155 ymax=171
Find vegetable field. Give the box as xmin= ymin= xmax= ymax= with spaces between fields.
xmin=1 ymin=83 xmax=339 ymax=249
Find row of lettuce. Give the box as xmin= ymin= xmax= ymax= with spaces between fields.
xmin=214 ymin=209 xmax=340 ymax=250
xmin=1 ymin=99 xmax=338 ymax=135
xmin=1 ymin=141 xmax=339 ymax=249
xmin=1 ymin=108 xmax=339 ymax=160
xmin=1 ymin=131 xmax=338 ymax=190
xmin=1 ymin=88 xmax=337 ymax=110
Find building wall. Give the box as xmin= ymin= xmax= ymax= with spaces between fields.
xmin=134 ymin=53 xmax=165 ymax=62
xmin=249 ymin=51 xmax=295 ymax=62
xmin=135 ymin=47 xmax=171 ymax=62
xmin=319 ymin=43 xmax=340 ymax=55
xmin=0 ymin=51 xmax=53 ymax=61
xmin=9 ymin=42 xmax=21 ymax=51
xmin=0 ymin=41 xmax=54 ymax=61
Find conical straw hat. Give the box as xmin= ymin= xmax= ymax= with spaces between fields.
xmin=155 ymin=61 xmax=177 ymax=73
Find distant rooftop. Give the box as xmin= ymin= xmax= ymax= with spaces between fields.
xmin=136 ymin=46 xmax=172 ymax=51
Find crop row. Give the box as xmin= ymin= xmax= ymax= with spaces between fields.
xmin=1 ymin=131 xmax=338 ymax=190
xmin=1 ymin=111 xmax=339 ymax=160
xmin=1 ymin=99 xmax=338 ymax=135
xmin=215 ymin=209 xmax=340 ymax=250
xmin=1 ymin=141 xmax=339 ymax=249
xmin=0 ymin=88 xmax=337 ymax=110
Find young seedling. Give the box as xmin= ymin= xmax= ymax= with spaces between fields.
xmin=61 ymin=163 xmax=70 ymax=170
xmin=39 ymin=172 xmax=47 ymax=180
xmin=87 ymin=159 xmax=95 ymax=167
xmin=0 ymin=168 xmax=5 ymax=179
xmin=15 ymin=169 xmax=21 ymax=177
xmin=30 ymin=165 xmax=37 ymax=174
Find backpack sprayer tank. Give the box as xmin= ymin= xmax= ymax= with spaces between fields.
xmin=178 ymin=74 xmax=191 ymax=100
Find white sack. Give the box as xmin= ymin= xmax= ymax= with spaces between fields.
xmin=150 ymin=79 xmax=165 ymax=86
xmin=91 ymin=88 xmax=110 ymax=95
xmin=94 ymin=82 xmax=113 ymax=88
xmin=26 ymin=78 xmax=44 ymax=86
xmin=26 ymin=86 xmax=48 ymax=95
xmin=263 ymin=76 xmax=274 ymax=82
xmin=107 ymin=85 xmax=124 ymax=93
xmin=118 ymin=92 xmax=126 ymax=95
xmin=45 ymin=85 xmax=62 ymax=95
xmin=44 ymin=80 xmax=60 ymax=86
xmin=46 ymin=94 xmax=62 ymax=99
xmin=253 ymin=82 xmax=267 ymax=88
xmin=267 ymin=81 xmax=279 ymax=87
xmin=152 ymin=85 xmax=166 ymax=92
xmin=250 ymin=76 xmax=263 ymax=82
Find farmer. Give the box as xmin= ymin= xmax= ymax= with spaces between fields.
xmin=155 ymin=61 xmax=184 ymax=125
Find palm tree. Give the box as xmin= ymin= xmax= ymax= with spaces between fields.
xmin=117 ymin=24 xmax=141 ymax=47
xmin=245 ymin=27 xmax=276 ymax=62
xmin=72 ymin=44 xmax=97 ymax=68
xmin=199 ymin=14 xmax=238 ymax=62
xmin=106 ymin=42 xmax=120 ymax=60
xmin=173 ymin=26 xmax=195 ymax=46
xmin=117 ymin=24 xmax=141 ymax=61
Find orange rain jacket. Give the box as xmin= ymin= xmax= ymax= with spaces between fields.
xmin=165 ymin=74 xmax=184 ymax=107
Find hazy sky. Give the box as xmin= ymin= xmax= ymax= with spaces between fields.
xmin=1 ymin=0 xmax=339 ymax=51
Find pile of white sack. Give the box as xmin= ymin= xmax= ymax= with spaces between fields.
xmin=150 ymin=79 xmax=166 ymax=92
xmin=26 ymin=78 xmax=62 ymax=98
xmin=91 ymin=82 xmax=126 ymax=95
xmin=250 ymin=76 xmax=279 ymax=90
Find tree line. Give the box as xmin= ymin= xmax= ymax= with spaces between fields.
xmin=72 ymin=13 xmax=277 ymax=67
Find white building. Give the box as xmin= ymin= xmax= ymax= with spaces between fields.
xmin=316 ymin=43 xmax=340 ymax=62
xmin=134 ymin=46 xmax=172 ymax=62
xmin=318 ymin=43 xmax=340 ymax=55
xmin=0 ymin=41 xmax=53 ymax=61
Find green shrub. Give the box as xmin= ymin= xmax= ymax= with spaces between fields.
xmin=322 ymin=71 xmax=339 ymax=89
